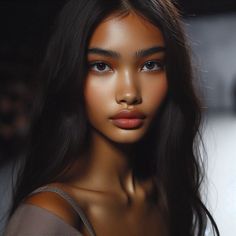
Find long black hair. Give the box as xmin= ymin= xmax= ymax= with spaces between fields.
xmin=7 ymin=0 xmax=219 ymax=235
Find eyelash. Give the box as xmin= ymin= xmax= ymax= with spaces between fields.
xmin=89 ymin=62 xmax=112 ymax=73
xmin=88 ymin=60 xmax=165 ymax=73
xmin=141 ymin=61 xmax=165 ymax=72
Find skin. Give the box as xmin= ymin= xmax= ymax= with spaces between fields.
xmin=26 ymin=12 xmax=169 ymax=236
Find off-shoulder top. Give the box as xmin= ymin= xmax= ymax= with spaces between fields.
xmin=4 ymin=185 xmax=96 ymax=236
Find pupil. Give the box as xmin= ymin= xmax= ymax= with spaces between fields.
xmin=98 ymin=63 xmax=106 ymax=70
xmin=146 ymin=62 xmax=154 ymax=69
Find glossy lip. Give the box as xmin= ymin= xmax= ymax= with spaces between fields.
xmin=110 ymin=110 xmax=145 ymax=129
xmin=110 ymin=110 xmax=146 ymax=119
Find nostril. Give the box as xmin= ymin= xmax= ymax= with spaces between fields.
xmin=117 ymin=94 xmax=142 ymax=105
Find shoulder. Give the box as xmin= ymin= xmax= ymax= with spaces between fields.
xmin=4 ymin=188 xmax=85 ymax=236
xmin=23 ymin=188 xmax=81 ymax=228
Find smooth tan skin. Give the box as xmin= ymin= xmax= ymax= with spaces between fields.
xmin=25 ymin=12 xmax=169 ymax=236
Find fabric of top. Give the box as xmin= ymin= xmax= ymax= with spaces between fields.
xmin=4 ymin=185 xmax=96 ymax=236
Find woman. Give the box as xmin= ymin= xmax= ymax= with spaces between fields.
xmin=4 ymin=0 xmax=219 ymax=235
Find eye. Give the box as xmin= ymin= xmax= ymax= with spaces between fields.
xmin=89 ymin=62 xmax=112 ymax=72
xmin=141 ymin=61 xmax=165 ymax=72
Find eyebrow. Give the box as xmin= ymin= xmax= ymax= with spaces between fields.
xmin=87 ymin=46 xmax=166 ymax=59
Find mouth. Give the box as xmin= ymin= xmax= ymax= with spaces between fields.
xmin=111 ymin=118 xmax=144 ymax=129
xmin=110 ymin=109 xmax=145 ymax=129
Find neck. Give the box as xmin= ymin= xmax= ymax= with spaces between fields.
xmin=65 ymin=131 xmax=138 ymax=195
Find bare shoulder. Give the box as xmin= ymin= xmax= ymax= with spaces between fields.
xmin=23 ymin=187 xmax=81 ymax=228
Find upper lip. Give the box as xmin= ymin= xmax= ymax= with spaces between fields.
xmin=111 ymin=110 xmax=145 ymax=119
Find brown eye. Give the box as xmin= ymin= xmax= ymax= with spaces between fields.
xmin=89 ymin=62 xmax=111 ymax=72
xmin=141 ymin=61 xmax=164 ymax=72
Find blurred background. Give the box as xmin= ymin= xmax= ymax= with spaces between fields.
xmin=0 ymin=0 xmax=235 ymax=235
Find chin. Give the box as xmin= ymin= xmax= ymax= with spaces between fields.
xmin=90 ymin=122 xmax=150 ymax=145
xmin=107 ymin=128 xmax=147 ymax=144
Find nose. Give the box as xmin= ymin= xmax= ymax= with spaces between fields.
xmin=115 ymin=70 xmax=142 ymax=106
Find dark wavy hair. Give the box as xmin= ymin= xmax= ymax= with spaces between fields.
xmin=6 ymin=0 xmax=219 ymax=235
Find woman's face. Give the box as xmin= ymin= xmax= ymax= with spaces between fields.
xmin=84 ymin=12 xmax=168 ymax=144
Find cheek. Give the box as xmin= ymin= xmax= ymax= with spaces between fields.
xmin=142 ymin=76 xmax=168 ymax=113
xmin=84 ymin=77 xmax=113 ymax=118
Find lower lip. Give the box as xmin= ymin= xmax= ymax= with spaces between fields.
xmin=111 ymin=118 xmax=144 ymax=129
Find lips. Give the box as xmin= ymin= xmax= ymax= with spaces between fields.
xmin=110 ymin=110 xmax=145 ymax=129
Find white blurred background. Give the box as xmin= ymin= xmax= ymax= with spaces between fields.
xmin=185 ymin=13 xmax=236 ymax=236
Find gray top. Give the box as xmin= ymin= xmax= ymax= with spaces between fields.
xmin=4 ymin=185 xmax=96 ymax=236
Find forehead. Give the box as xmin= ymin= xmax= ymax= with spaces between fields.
xmin=88 ymin=12 xmax=165 ymax=51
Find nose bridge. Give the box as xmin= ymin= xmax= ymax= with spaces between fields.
xmin=116 ymin=68 xmax=141 ymax=105
xmin=123 ymin=69 xmax=136 ymax=88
